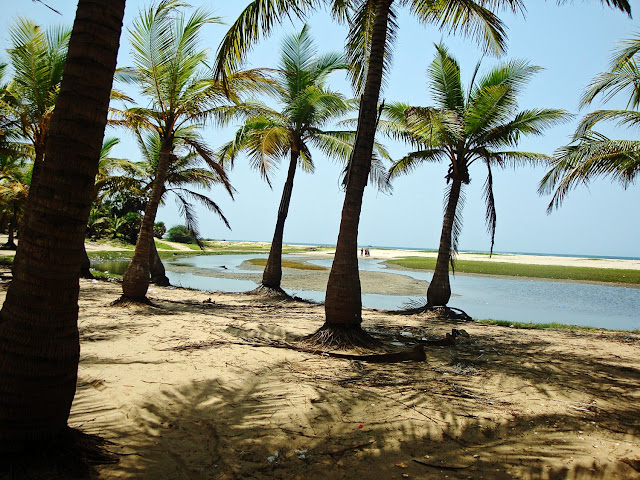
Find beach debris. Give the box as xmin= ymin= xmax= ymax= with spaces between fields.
xmin=267 ymin=451 xmax=279 ymax=463
xmin=294 ymin=449 xmax=308 ymax=460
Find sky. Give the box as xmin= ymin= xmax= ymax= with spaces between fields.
xmin=1 ymin=1 xmax=639 ymax=258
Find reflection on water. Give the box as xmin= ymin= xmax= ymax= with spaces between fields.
xmin=92 ymin=260 xmax=130 ymax=275
xmin=93 ymin=254 xmax=640 ymax=331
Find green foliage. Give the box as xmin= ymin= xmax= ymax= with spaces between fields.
xmin=540 ymin=33 xmax=640 ymax=210
xmin=154 ymin=221 xmax=166 ymax=239
xmin=385 ymin=256 xmax=640 ymax=285
xmin=475 ymin=319 xmax=602 ymax=332
xmin=384 ymin=45 xmax=567 ymax=257
xmin=166 ymin=225 xmax=197 ymax=244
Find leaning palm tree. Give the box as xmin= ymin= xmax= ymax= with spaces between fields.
xmin=540 ymin=32 xmax=640 ymax=210
xmin=0 ymin=0 xmax=125 ymax=452
xmin=135 ymin=128 xmax=234 ymax=286
xmin=215 ymin=0 xmax=630 ymax=347
xmin=385 ymin=44 xmax=566 ymax=309
xmin=219 ymin=26 xmax=388 ymax=293
xmin=80 ymin=137 xmax=146 ymax=278
xmin=114 ymin=0 xmax=273 ymax=302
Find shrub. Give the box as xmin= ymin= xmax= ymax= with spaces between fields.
xmin=165 ymin=225 xmax=196 ymax=244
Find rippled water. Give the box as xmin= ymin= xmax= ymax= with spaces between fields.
xmin=94 ymin=254 xmax=640 ymax=331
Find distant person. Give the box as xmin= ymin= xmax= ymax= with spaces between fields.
xmin=360 ymin=248 xmax=363 ymax=256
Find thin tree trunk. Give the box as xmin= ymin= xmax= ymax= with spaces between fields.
xmin=0 ymin=0 xmax=125 ymax=450
xmin=323 ymin=0 xmax=393 ymax=331
xmin=262 ymin=150 xmax=299 ymax=290
xmin=121 ymin=141 xmax=172 ymax=300
xmin=2 ymin=208 xmax=17 ymax=250
xmin=80 ymin=245 xmax=94 ymax=279
xmin=149 ymin=236 xmax=170 ymax=286
xmin=427 ymin=179 xmax=463 ymax=307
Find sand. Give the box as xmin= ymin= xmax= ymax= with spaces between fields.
xmin=2 ymin=271 xmax=638 ymax=479
xmin=1 ymin=240 xmax=639 ymax=478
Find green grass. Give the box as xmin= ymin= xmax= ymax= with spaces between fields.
xmin=154 ymin=239 xmax=178 ymax=250
xmin=89 ymin=269 xmax=122 ymax=280
xmin=475 ymin=319 xmax=600 ymax=331
xmin=247 ymin=258 xmax=327 ymax=270
xmin=203 ymin=240 xmax=333 ymax=255
xmin=476 ymin=319 xmax=640 ymax=334
xmin=87 ymin=238 xmax=134 ymax=250
xmin=385 ymin=256 xmax=640 ymax=285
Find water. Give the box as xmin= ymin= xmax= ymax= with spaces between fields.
xmin=93 ymin=255 xmax=640 ymax=331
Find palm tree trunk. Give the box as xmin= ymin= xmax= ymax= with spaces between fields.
xmin=80 ymin=245 xmax=94 ymax=279
xmin=0 ymin=0 xmax=125 ymax=450
xmin=3 ymin=207 xmax=17 ymax=250
xmin=121 ymin=141 xmax=172 ymax=300
xmin=427 ymin=179 xmax=463 ymax=307
xmin=149 ymin=236 xmax=170 ymax=286
xmin=262 ymin=150 xmax=299 ymax=290
xmin=320 ymin=0 xmax=393 ymax=341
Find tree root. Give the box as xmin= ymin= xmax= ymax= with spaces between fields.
xmin=110 ymin=295 xmax=156 ymax=307
xmin=394 ymin=302 xmax=472 ymax=321
xmin=303 ymin=323 xmax=380 ymax=350
xmin=249 ymin=284 xmax=292 ymax=299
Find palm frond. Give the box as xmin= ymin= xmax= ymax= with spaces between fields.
xmin=540 ymin=131 xmax=640 ymax=211
xmin=213 ymin=0 xmax=315 ymax=82
xmin=388 ymin=149 xmax=446 ymax=179
xmin=575 ymin=109 xmax=640 ymax=136
xmin=480 ymin=108 xmax=569 ymax=147
xmin=481 ymin=160 xmax=496 ymax=255
xmin=428 ymin=44 xmax=465 ymax=112
xmin=445 ymin=181 xmax=466 ymax=273
xmin=413 ymin=0 xmax=524 ymax=55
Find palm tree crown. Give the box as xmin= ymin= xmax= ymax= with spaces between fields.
xmin=540 ymin=32 xmax=640 ymax=210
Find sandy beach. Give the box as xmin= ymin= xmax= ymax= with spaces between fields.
xmin=1 ymin=240 xmax=639 ymax=478
xmin=67 ymin=281 xmax=640 ymax=478
xmin=2 ymin=259 xmax=639 ymax=478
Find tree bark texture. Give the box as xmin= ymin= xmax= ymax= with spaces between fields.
xmin=0 ymin=0 xmax=125 ymax=450
xmin=122 ymin=142 xmax=172 ymax=299
xmin=324 ymin=0 xmax=393 ymax=326
xmin=149 ymin=237 xmax=170 ymax=286
xmin=427 ymin=179 xmax=463 ymax=306
xmin=262 ymin=150 xmax=299 ymax=290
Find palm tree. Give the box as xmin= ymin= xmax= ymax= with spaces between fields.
xmin=3 ymin=17 xmax=70 ymax=193
xmin=135 ymin=128 xmax=234 ymax=286
xmin=0 ymin=153 xmax=30 ymax=249
xmin=385 ymin=44 xmax=566 ymax=309
xmin=540 ymin=32 xmax=640 ymax=209
xmin=216 ymin=0 xmax=630 ymax=347
xmin=80 ymin=137 xmax=145 ymax=278
xmin=115 ymin=0 xmax=267 ymax=301
xmin=219 ymin=26 xmax=388 ymax=293
xmin=0 ymin=0 xmax=125 ymax=451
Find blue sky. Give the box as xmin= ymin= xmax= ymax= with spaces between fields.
xmin=2 ymin=1 xmax=638 ymax=257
